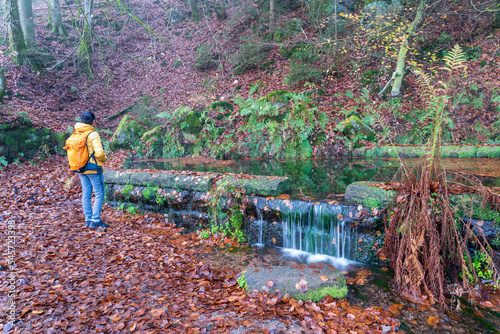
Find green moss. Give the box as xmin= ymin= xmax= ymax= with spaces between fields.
xmin=350 ymin=286 xmax=369 ymax=301
xmin=296 ymin=284 xmax=348 ymax=302
xmin=364 ymin=198 xmax=380 ymax=209
xmin=476 ymin=146 xmax=500 ymax=158
xmin=142 ymin=185 xmax=158 ymax=200
xmin=122 ymin=184 xmax=134 ymax=196
xmin=372 ymin=277 xmax=390 ymax=291
xmin=111 ymin=115 xmax=148 ymax=151
xmin=183 ymin=110 xmax=203 ymax=134
xmin=211 ymin=101 xmax=234 ymax=112
xmin=451 ymin=194 xmax=500 ymax=224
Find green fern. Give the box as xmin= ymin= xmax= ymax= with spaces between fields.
xmin=441 ymin=44 xmax=467 ymax=72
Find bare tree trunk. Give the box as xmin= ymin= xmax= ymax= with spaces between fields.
xmin=269 ymin=0 xmax=275 ymax=34
xmin=49 ymin=0 xmax=67 ymax=36
xmin=0 ymin=68 xmax=6 ymax=104
xmin=493 ymin=0 xmax=500 ymax=29
xmin=77 ymin=0 xmax=94 ymax=74
xmin=390 ymin=0 xmax=426 ymax=97
xmin=18 ymin=0 xmax=36 ymax=49
xmin=5 ymin=0 xmax=26 ymax=53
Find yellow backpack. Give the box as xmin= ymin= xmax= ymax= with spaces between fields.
xmin=64 ymin=131 xmax=94 ymax=172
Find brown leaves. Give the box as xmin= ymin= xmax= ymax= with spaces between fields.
xmin=295 ymin=279 xmax=308 ymax=293
xmin=346 ymin=268 xmax=372 ymax=286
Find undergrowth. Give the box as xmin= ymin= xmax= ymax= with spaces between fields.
xmin=380 ymin=45 xmax=500 ymax=308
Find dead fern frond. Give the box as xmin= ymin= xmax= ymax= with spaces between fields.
xmin=412 ymin=67 xmax=435 ymax=99
xmin=441 ymin=44 xmax=467 ymax=72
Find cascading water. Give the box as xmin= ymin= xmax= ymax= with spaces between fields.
xmin=282 ymin=202 xmax=356 ymax=261
xmin=253 ymin=208 xmax=265 ymax=247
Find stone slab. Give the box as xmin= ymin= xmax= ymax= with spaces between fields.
xmin=353 ymin=145 xmax=500 ymax=158
xmin=217 ymin=175 xmax=291 ymax=197
xmin=345 ymin=181 xmax=396 ymax=209
xmin=241 ymin=264 xmax=347 ymax=302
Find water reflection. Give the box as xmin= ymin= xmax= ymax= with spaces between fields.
xmin=127 ymin=157 xmax=500 ymax=199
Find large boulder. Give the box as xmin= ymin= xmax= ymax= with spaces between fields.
xmin=110 ymin=115 xmax=147 ymax=151
xmin=362 ymin=1 xmax=402 ymax=28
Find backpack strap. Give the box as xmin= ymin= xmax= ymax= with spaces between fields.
xmin=85 ymin=131 xmax=96 ymax=164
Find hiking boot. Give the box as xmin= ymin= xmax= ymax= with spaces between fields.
xmin=88 ymin=220 xmax=109 ymax=229
xmin=85 ymin=221 xmax=92 ymax=228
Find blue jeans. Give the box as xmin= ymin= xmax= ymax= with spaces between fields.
xmin=79 ymin=173 xmax=105 ymax=224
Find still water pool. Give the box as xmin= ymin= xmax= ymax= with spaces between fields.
xmin=126 ymin=157 xmax=500 ymax=200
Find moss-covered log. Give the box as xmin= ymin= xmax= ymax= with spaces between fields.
xmin=352 ymin=145 xmax=500 ymax=158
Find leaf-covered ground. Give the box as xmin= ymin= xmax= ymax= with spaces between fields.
xmin=0 ymin=155 xmax=405 ymax=333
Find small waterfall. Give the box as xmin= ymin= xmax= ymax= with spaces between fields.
xmin=252 ymin=208 xmax=265 ymax=247
xmin=282 ymin=202 xmax=355 ymax=260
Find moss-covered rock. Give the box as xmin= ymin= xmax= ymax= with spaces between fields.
xmin=110 ymin=115 xmax=148 ymax=151
xmin=342 ymin=115 xmax=376 ymax=141
xmin=242 ymin=264 xmax=347 ymax=302
xmin=211 ymin=101 xmax=234 ymax=113
xmin=182 ymin=110 xmax=204 ymax=135
xmin=258 ymin=90 xmax=292 ymax=108
xmin=345 ymin=181 xmax=396 ymax=209
xmin=216 ymin=175 xmax=291 ymax=197
xmin=140 ymin=126 xmax=163 ymax=143
xmin=0 ymin=116 xmax=70 ymax=161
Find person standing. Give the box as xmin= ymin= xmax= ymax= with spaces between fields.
xmin=74 ymin=111 xmax=108 ymax=229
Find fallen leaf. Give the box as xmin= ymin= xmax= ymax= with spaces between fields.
xmin=427 ymin=316 xmax=440 ymax=326
xmin=151 ymin=308 xmax=165 ymax=319
xmin=319 ymin=276 xmax=329 ymax=282
xmin=242 ymin=320 xmax=253 ymax=327
xmin=295 ymin=279 xmax=308 ymax=293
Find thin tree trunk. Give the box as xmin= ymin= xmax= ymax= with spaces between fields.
xmin=390 ymin=0 xmax=427 ymax=97
xmin=270 ymin=0 xmax=275 ymax=34
xmin=493 ymin=0 xmax=500 ymax=28
xmin=18 ymin=0 xmax=36 ymax=49
xmin=0 ymin=68 xmax=6 ymax=104
xmin=77 ymin=0 xmax=94 ymax=74
xmin=50 ymin=0 xmax=67 ymax=36
xmin=5 ymin=0 xmax=26 ymax=53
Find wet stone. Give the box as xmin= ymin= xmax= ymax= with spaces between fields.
xmin=242 ymin=264 xmax=347 ymax=302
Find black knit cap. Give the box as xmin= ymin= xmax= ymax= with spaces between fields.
xmin=81 ymin=111 xmax=95 ymax=125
